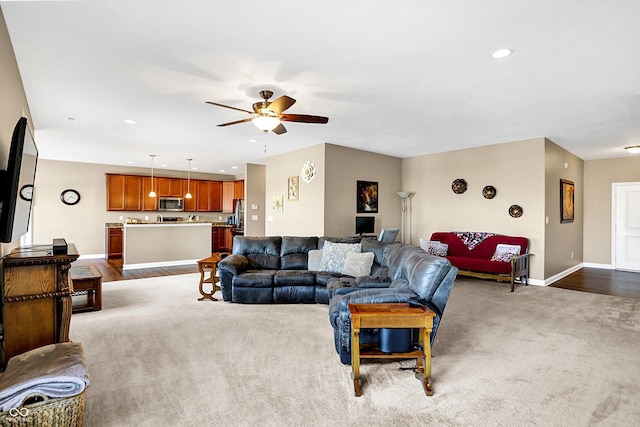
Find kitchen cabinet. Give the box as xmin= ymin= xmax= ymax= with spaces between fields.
xmin=106 ymin=227 xmax=123 ymax=259
xmin=142 ymin=177 xmax=158 ymax=211
xmin=157 ymin=177 xmax=184 ymax=197
xmin=106 ymin=174 xmax=142 ymax=211
xmin=212 ymin=226 xmax=232 ymax=252
xmin=234 ymin=180 xmax=244 ymax=199
xmin=197 ymin=181 xmax=223 ymax=212
xmin=222 ymin=181 xmax=235 ymax=213
xmin=183 ymin=179 xmax=196 ymax=212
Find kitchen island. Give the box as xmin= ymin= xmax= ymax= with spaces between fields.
xmin=123 ymin=222 xmax=212 ymax=270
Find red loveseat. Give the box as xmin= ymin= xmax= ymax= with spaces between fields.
xmin=428 ymin=232 xmax=531 ymax=292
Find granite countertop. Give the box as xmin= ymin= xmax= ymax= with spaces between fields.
xmin=105 ymin=221 xmax=230 ymax=228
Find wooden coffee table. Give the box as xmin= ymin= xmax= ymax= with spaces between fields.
xmin=197 ymin=254 xmax=223 ymax=301
xmin=70 ymin=265 xmax=103 ymax=312
xmin=349 ymin=303 xmax=436 ymax=397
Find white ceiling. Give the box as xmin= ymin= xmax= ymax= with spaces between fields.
xmin=2 ymin=0 xmax=640 ymax=175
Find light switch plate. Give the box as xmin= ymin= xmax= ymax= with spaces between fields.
xmin=251 ymin=215 xmax=258 ymax=221
xmin=251 ymin=204 xmax=259 ymax=210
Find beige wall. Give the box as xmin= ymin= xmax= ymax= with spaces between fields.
xmin=245 ymin=163 xmax=265 ymax=237
xmin=323 ymin=144 xmax=402 ymax=238
xmin=32 ymin=159 xmax=237 ymax=256
xmin=584 ymin=156 xmax=640 ymax=265
xmin=403 ymin=138 xmax=546 ymax=280
xmin=0 ymin=8 xmax=33 ymax=255
xmin=265 ymin=144 xmax=326 ymax=236
xmin=544 ymin=139 xmax=584 ymax=278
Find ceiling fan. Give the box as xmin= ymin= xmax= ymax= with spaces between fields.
xmin=206 ymin=90 xmax=329 ymax=135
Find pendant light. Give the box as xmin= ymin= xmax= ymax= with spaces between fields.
xmin=148 ymin=154 xmax=157 ymax=198
xmin=185 ymin=158 xmax=193 ymax=199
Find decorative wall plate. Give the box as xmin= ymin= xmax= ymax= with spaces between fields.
xmin=301 ymin=161 xmax=316 ymax=184
xmin=482 ymin=185 xmax=497 ymax=199
xmin=451 ymin=178 xmax=467 ymax=194
xmin=509 ymin=204 xmax=523 ymax=218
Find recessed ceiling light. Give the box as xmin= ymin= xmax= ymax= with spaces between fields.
xmin=127 ymin=161 xmax=134 ymax=164
xmin=219 ymin=169 xmax=225 ymax=173
xmin=192 ymin=167 xmax=198 ymax=170
xmin=491 ymin=48 xmax=512 ymax=59
xmin=625 ymin=145 xmax=640 ymax=154
xmin=231 ymin=166 xmax=238 ymax=170
xmin=249 ymin=139 xmax=257 ymax=143
xmin=161 ymin=164 xmax=168 ymax=167
xmin=124 ymin=119 xmax=136 ymax=124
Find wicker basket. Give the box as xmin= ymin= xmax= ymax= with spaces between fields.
xmin=0 ymin=390 xmax=85 ymax=427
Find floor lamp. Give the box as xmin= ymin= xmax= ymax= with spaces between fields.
xmin=397 ymin=191 xmax=414 ymax=244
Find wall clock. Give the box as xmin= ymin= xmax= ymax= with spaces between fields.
xmin=60 ymin=189 xmax=81 ymax=205
xmin=19 ymin=184 xmax=33 ymax=201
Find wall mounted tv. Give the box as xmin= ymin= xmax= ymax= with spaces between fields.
xmin=355 ymin=216 xmax=375 ymax=235
xmin=0 ymin=117 xmax=38 ymax=243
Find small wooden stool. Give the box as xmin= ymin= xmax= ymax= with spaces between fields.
xmin=197 ymin=253 xmax=225 ymax=301
xmin=70 ymin=265 xmax=103 ymax=312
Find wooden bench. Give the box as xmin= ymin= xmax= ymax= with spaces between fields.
xmin=70 ymin=265 xmax=102 ymax=312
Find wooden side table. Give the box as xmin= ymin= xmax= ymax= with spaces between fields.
xmin=70 ymin=265 xmax=103 ymax=312
xmin=197 ymin=254 xmax=223 ymax=301
xmin=349 ymin=303 xmax=436 ymax=397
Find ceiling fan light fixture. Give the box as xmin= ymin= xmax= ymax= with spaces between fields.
xmin=252 ymin=116 xmax=280 ymax=132
xmin=624 ymin=145 xmax=640 ymax=154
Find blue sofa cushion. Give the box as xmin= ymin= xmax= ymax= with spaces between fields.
xmin=280 ymin=236 xmax=319 ymax=270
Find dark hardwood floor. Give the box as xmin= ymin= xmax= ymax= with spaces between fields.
xmin=550 ymin=267 xmax=640 ymax=299
xmin=73 ymin=258 xmax=640 ymax=300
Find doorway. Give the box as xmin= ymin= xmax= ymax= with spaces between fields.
xmin=612 ymin=182 xmax=640 ymax=272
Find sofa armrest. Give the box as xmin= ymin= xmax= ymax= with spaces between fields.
xmin=218 ymin=254 xmax=249 ymax=276
xmin=355 ymin=275 xmax=392 ymax=288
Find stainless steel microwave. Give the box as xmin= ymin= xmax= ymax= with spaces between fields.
xmin=158 ymin=197 xmax=184 ymax=211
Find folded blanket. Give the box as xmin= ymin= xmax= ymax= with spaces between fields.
xmin=453 ymin=231 xmax=498 ymax=250
xmin=0 ymin=342 xmax=89 ymax=411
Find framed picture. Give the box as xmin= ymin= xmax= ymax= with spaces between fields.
xmin=560 ymin=179 xmax=574 ymax=223
xmin=357 ymin=180 xmax=378 ymax=213
xmin=287 ymin=176 xmax=299 ymax=201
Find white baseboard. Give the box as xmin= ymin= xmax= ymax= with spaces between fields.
xmin=123 ymin=259 xmax=198 ymax=270
xmin=583 ymin=262 xmax=613 ymax=269
xmin=544 ymin=263 xmax=584 ymax=286
xmin=79 ymin=253 xmax=106 ymax=260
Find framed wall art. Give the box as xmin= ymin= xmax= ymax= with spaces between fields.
xmin=560 ymin=179 xmax=574 ymax=223
xmin=287 ymin=176 xmax=299 ymax=201
xmin=357 ymin=180 xmax=378 ymax=213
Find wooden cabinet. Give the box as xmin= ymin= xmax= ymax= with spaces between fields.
xmin=234 ymin=180 xmax=244 ymax=199
xmin=107 ymin=174 xmax=225 ymax=212
xmin=142 ymin=177 xmax=158 ymax=211
xmin=106 ymin=227 xmax=123 ymax=259
xmin=157 ymin=177 xmax=184 ymax=197
xmin=197 ymin=181 xmax=223 ymax=212
xmin=222 ymin=181 xmax=235 ymax=213
xmin=1 ymin=245 xmax=80 ymax=365
xmin=106 ymin=174 xmax=142 ymax=211
xmin=212 ymin=226 xmax=233 ymax=252
xmin=183 ymin=179 xmax=196 ymax=212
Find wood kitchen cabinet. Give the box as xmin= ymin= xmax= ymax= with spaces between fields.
xmin=183 ymin=179 xmax=196 ymax=212
xmin=222 ymin=181 xmax=235 ymax=213
xmin=142 ymin=177 xmax=158 ymax=211
xmin=157 ymin=177 xmax=184 ymax=197
xmin=106 ymin=174 xmax=142 ymax=211
xmin=1 ymin=245 xmax=80 ymax=365
xmin=212 ymin=226 xmax=232 ymax=252
xmin=197 ymin=181 xmax=223 ymax=212
xmin=106 ymin=227 xmax=123 ymax=259
xmin=234 ymin=180 xmax=244 ymax=199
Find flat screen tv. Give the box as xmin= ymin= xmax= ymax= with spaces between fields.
xmin=0 ymin=117 xmax=38 ymax=243
xmin=355 ymin=216 xmax=375 ymax=235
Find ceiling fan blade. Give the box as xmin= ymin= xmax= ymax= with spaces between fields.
xmin=281 ymin=114 xmax=329 ymax=124
xmin=272 ymin=123 xmax=287 ymax=135
xmin=268 ymin=95 xmax=296 ymax=114
xmin=206 ymin=101 xmax=254 ymax=115
xmin=217 ymin=117 xmax=254 ymax=127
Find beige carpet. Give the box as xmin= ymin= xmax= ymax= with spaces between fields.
xmin=70 ymin=274 xmax=640 ymax=427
